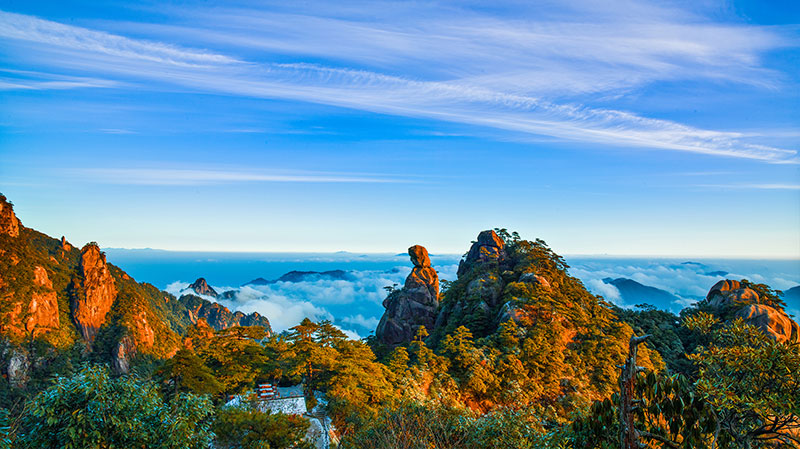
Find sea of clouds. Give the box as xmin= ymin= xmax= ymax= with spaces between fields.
xmin=163 ymin=256 xmax=798 ymax=339
xmin=569 ymin=258 xmax=800 ymax=315
xmin=166 ymin=262 xmax=461 ymax=338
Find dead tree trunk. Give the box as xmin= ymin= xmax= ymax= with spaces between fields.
xmin=620 ymin=334 xmax=651 ymax=449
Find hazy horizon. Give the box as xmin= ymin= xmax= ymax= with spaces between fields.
xmin=96 ymin=247 xmax=800 ymax=338
xmin=1 ymin=0 xmax=798 ymax=258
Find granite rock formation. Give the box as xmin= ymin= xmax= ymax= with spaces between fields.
xmin=6 ymin=349 xmax=28 ymax=388
xmin=112 ymin=335 xmax=137 ymax=374
xmin=0 ymin=193 xmax=276 ymax=379
xmin=188 ymin=277 xmax=218 ymax=297
xmin=706 ymin=280 xmax=759 ymax=308
xmin=27 ymin=266 xmax=60 ymax=332
xmin=71 ymin=244 xmax=118 ymax=341
xmin=457 ymin=230 xmax=506 ymax=277
xmin=705 ymin=279 xmax=800 ymax=344
xmin=60 ymin=236 xmax=73 ymax=252
xmin=376 ymin=245 xmax=440 ymax=345
xmin=0 ymin=195 xmax=19 ymax=237
xmin=179 ymin=294 xmax=271 ymax=332
xmin=434 ymin=231 xmax=511 ymax=338
xmin=736 ymin=304 xmax=800 ymax=344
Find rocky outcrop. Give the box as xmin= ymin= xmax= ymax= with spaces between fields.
xmin=27 ymin=266 xmax=60 ymax=332
xmin=179 ymin=294 xmax=272 ymax=332
xmin=376 ymin=245 xmax=440 ymax=345
xmin=705 ymin=280 xmax=800 ymax=344
xmin=0 ymin=195 xmax=19 ymax=237
xmin=71 ymin=244 xmax=117 ymax=341
xmin=706 ymin=280 xmax=759 ymax=308
xmin=457 ymin=230 xmax=506 ymax=276
xmin=6 ymin=349 xmax=28 ymax=387
xmin=520 ymin=272 xmax=550 ymax=290
xmin=112 ymin=335 xmax=136 ymax=374
xmin=60 ymin=236 xmax=73 ymax=252
xmin=736 ymin=304 xmax=800 ymax=344
xmin=188 ymin=277 xmax=218 ymax=297
xmin=236 ymin=310 xmax=271 ymax=328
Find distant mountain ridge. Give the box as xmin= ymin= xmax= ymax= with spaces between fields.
xmin=602 ymin=277 xmax=683 ymax=311
xmin=244 ymin=269 xmax=353 ymax=285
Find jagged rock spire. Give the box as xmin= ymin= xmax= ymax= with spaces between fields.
xmin=376 ymin=245 xmax=440 ymax=345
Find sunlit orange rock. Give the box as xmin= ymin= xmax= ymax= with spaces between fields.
xmin=71 ymin=244 xmax=117 ymax=341
xmin=376 ymin=245 xmax=440 ymax=345
xmin=736 ymin=304 xmax=800 ymax=344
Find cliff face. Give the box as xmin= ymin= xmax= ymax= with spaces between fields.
xmin=0 ymin=196 xmax=19 ymax=238
xmin=71 ymin=244 xmax=118 ymax=341
xmin=0 ymin=193 xmax=276 ymax=379
xmin=376 ymin=245 xmax=440 ymax=345
xmin=27 ymin=266 xmax=60 ymax=332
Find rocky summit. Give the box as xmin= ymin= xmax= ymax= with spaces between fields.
xmin=706 ymin=279 xmax=800 ymax=343
xmin=188 ymin=277 xmax=218 ymax=297
xmin=71 ymin=244 xmax=118 ymax=341
xmin=376 ymin=245 xmax=440 ymax=345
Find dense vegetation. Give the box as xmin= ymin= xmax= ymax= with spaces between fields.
xmin=1 ymin=220 xmax=797 ymax=448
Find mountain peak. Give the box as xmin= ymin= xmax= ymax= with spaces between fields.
xmin=188 ymin=278 xmax=218 ymax=298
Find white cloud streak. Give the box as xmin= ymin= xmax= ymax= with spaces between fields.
xmin=0 ymin=3 xmax=796 ymax=162
xmin=76 ymin=168 xmax=414 ymax=185
xmin=696 ymin=184 xmax=800 ymax=190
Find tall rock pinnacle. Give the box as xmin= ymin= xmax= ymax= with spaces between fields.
xmin=376 ymin=245 xmax=440 ymax=345
xmin=71 ymin=244 xmax=117 ymax=341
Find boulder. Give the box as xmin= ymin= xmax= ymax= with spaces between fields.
xmin=736 ymin=304 xmax=800 ymax=344
xmin=376 ymin=245 xmax=440 ymax=345
xmin=71 ymin=244 xmax=117 ymax=341
xmin=705 ymin=279 xmax=762 ymax=309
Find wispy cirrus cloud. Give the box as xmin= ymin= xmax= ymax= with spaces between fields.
xmin=0 ymin=11 xmax=239 ymax=67
xmin=0 ymin=68 xmax=119 ymax=91
xmin=75 ymin=168 xmax=414 ymax=185
xmin=0 ymin=3 xmax=796 ymax=162
xmin=696 ymin=183 xmax=800 ymax=190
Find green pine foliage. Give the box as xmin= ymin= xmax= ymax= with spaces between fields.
xmin=16 ymin=365 xmax=214 ymax=449
xmin=420 ymin=232 xmax=662 ymax=414
xmin=214 ymin=403 xmax=313 ymax=449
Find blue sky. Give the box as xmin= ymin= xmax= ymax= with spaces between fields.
xmin=0 ymin=0 xmax=798 ymax=257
